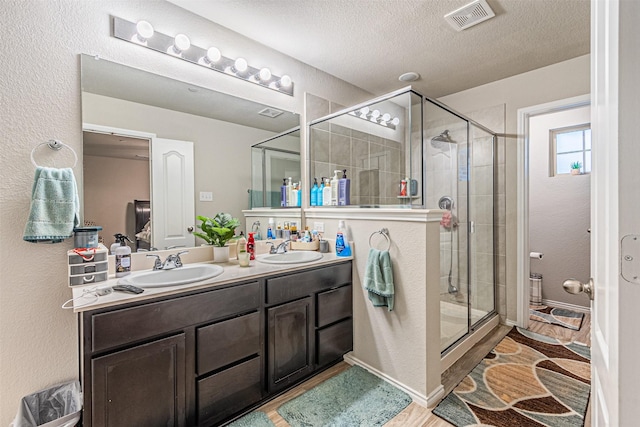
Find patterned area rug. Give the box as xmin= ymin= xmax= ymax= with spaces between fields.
xmin=277 ymin=365 xmax=412 ymax=426
xmin=433 ymin=327 xmax=591 ymax=427
xmin=227 ymin=411 xmax=274 ymax=427
xmin=530 ymin=305 xmax=585 ymax=331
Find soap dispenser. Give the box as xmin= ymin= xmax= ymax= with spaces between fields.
xmin=338 ymin=169 xmax=351 ymax=206
xmin=317 ymin=177 xmax=325 ymax=206
xmin=114 ymin=234 xmax=133 ymax=277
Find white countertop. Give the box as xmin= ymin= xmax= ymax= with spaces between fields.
xmin=71 ymin=253 xmax=352 ymax=313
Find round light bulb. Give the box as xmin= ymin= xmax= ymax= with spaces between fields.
xmin=391 ymin=117 xmax=400 ymax=126
xmin=174 ymin=34 xmax=190 ymax=52
xmin=259 ymin=67 xmax=272 ymax=81
xmin=279 ymin=74 xmax=292 ymax=88
xmin=359 ymin=106 xmax=370 ymax=117
xmin=234 ymin=57 xmax=248 ymax=73
xmin=382 ymin=113 xmax=392 ymax=122
xmin=206 ymin=47 xmax=221 ymax=63
xmin=371 ymin=110 xmax=381 ymax=119
xmin=136 ymin=21 xmax=154 ymax=40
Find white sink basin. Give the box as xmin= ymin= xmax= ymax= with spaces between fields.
xmin=119 ymin=264 xmax=224 ymax=288
xmin=257 ymin=251 xmax=323 ymax=265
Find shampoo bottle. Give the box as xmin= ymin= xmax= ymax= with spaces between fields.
xmin=114 ymin=234 xmax=133 ymax=277
xmin=287 ymin=177 xmax=293 ymax=207
xmin=335 ymin=220 xmax=352 ymax=257
xmin=317 ymin=178 xmax=325 ymax=206
xmin=290 ymin=182 xmax=298 ymax=207
xmin=322 ymin=178 xmax=332 ymax=206
xmin=280 ymin=178 xmax=287 ymax=207
xmin=331 ymin=170 xmax=340 ymax=206
xmin=297 ymin=182 xmax=302 ymax=207
xmin=310 ymin=178 xmax=318 ymax=206
xmin=338 ymin=169 xmax=351 ymax=206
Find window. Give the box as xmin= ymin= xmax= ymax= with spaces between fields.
xmin=550 ymin=124 xmax=591 ymax=175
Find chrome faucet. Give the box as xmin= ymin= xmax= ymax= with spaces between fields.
xmin=148 ymin=251 xmax=189 ymax=270
xmin=272 ymin=240 xmax=291 ymax=254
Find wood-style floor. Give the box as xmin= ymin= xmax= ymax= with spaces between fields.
xmin=252 ymin=312 xmax=591 ymax=427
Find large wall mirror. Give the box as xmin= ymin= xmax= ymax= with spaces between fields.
xmin=80 ymin=54 xmax=300 ymax=251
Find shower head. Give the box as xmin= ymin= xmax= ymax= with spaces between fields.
xmin=431 ymin=130 xmax=452 ymax=150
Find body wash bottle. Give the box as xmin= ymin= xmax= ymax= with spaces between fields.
xmin=280 ymin=178 xmax=287 ymax=207
xmin=310 ymin=178 xmax=318 ymax=206
xmin=338 ymin=169 xmax=351 ymax=206
xmin=331 ymin=170 xmax=340 ymax=206
xmin=317 ymin=177 xmax=325 ymax=206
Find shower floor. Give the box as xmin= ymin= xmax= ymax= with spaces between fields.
xmin=440 ymin=300 xmax=488 ymax=351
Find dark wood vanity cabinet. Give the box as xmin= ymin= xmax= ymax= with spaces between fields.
xmin=80 ymin=260 xmax=352 ymax=427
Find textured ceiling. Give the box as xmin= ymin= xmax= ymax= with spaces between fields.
xmin=167 ymin=0 xmax=590 ymax=98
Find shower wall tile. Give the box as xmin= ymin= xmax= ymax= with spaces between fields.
xmin=473 ymin=137 xmax=494 ymax=167
xmin=472 ymin=195 xmax=494 ymax=225
xmin=471 ymin=165 xmax=493 ymax=196
xmin=496 ymin=225 xmax=506 ymax=257
xmin=474 ymin=224 xmax=494 ymax=254
xmin=330 ymin=123 xmax=351 ymax=137
xmin=306 ymin=93 xmax=330 ymax=130
xmin=310 ymin=128 xmax=330 ymax=163
xmin=352 ymin=137 xmax=370 ymax=169
xmin=496 ymin=255 xmax=506 ymax=287
xmin=330 ymin=133 xmax=351 ymax=166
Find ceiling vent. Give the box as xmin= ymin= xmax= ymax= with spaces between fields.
xmin=258 ymin=107 xmax=284 ymax=118
xmin=444 ymin=0 xmax=496 ymax=31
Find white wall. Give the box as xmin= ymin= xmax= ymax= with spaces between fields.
xmin=529 ymin=107 xmax=591 ymax=307
xmin=0 ymin=1 xmax=370 ymax=423
xmin=439 ymin=54 xmax=590 ymax=322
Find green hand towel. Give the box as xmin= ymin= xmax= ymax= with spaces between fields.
xmin=364 ymin=248 xmax=395 ymax=311
xmin=23 ymin=167 xmax=79 ymax=243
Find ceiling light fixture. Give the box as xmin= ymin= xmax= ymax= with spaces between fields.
xmin=398 ymin=72 xmax=420 ymax=82
xmin=349 ymin=107 xmax=399 ymax=130
xmin=112 ymin=16 xmax=294 ymax=96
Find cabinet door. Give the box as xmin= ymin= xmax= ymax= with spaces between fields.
xmin=268 ymin=298 xmax=312 ymax=391
xmin=91 ymin=334 xmax=186 ymax=427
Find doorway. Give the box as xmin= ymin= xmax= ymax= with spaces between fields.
xmin=516 ymin=95 xmax=590 ymax=328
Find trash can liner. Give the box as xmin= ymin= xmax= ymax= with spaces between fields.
xmin=11 ymin=381 xmax=82 ymax=427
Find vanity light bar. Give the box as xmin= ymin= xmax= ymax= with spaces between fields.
xmin=348 ymin=107 xmax=399 ymax=130
xmin=112 ymin=16 xmax=294 ymax=96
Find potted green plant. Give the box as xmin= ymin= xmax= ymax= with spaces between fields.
xmin=570 ymin=161 xmax=582 ymax=175
xmin=193 ymin=213 xmax=240 ymax=262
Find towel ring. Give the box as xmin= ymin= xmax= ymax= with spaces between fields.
xmin=369 ymin=228 xmax=391 ymax=251
xmin=30 ymin=139 xmax=78 ymax=168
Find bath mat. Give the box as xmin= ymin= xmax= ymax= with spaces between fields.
xmin=277 ymin=365 xmax=412 ymax=426
xmin=530 ymin=305 xmax=585 ymax=331
xmin=433 ymin=327 xmax=590 ymax=427
xmin=227 ymin=411 xmax=275 ymax=427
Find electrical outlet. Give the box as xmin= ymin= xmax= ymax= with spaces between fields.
xmin=313 ymin=222 xmax=325 ymax=232
xmin=199 ymin=191 xmax=213 ymax=202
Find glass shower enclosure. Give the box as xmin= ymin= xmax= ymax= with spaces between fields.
xmin=307 ymin=88 xmax=497 ymax=354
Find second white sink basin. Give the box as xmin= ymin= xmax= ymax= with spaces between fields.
xmin=257 ymin=251 xmax=323 ymax=265
xmin=119 ymin=264 xmax=224 ymax=288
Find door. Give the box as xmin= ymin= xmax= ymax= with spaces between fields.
xmin=267 ymin=297 xmax=313 ymax=391
xmin=151 ymin=138 xmax=195 ymax=249
xmin=91 ymin=334 xmax=186 ymax=427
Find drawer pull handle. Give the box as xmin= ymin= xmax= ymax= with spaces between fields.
xmin=83 ymin=275 xmax=95 ymax=282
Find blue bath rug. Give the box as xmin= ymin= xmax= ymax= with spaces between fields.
xmin=277 ymin=365 xmax=412 ymax=426
xmin=227 ymin=411 xmax=274 ymax=427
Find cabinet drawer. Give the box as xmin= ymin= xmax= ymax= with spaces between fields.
xmin=317 ymin=284 xmax=352 ymax=328
xmin=317 ymin=318 xmax=353 ymax=367
xmin=197 ymin=356 xmax=262 ymax=426
xmin=197 ymin=311 xmax=260 ymax=375
xmin=266 ymin=262 xmax=351 ymax=305
xmin=91 ymin=282 xmax=259 ymax=353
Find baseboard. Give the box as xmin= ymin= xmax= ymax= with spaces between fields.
xmin=505 ymin=319 xmax=518 ymax=327
xmin=342 ymin=353 xmax=439 ymax=408
xmin=539 ymin=299 xmax=591 ymax=313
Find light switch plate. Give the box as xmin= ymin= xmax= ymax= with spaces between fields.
xmin=199 ymin=191 xmax=213 ymax=202
xmin=314 ymin=222 xmax=325 ymax=232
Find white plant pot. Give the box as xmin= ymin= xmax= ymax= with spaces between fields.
xmin=212 ymin=245 xmax=230 ymax=263
xmin=571 ymin=169 xmax=581 ymax=175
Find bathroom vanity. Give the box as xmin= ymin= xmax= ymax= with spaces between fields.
xmin=77 ymin=259 xmax=352 ymax=427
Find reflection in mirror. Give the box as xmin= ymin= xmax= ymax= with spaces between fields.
xmin=80 ymin=54 xmax=300 ymax=251
xmin=251 ymin=127 xmax=301 ymax=208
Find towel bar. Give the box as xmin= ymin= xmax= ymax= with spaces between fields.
xmin=368 ymin=228 xmax=391 ymax=251
xmin=30 ymin=139 xmax=78 ymax=168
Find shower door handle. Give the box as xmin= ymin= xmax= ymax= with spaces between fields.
xmin=562 ymin=278 xmax=594 ymax=300
xmin=469 ymin=221 xmax=475 ymax=233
